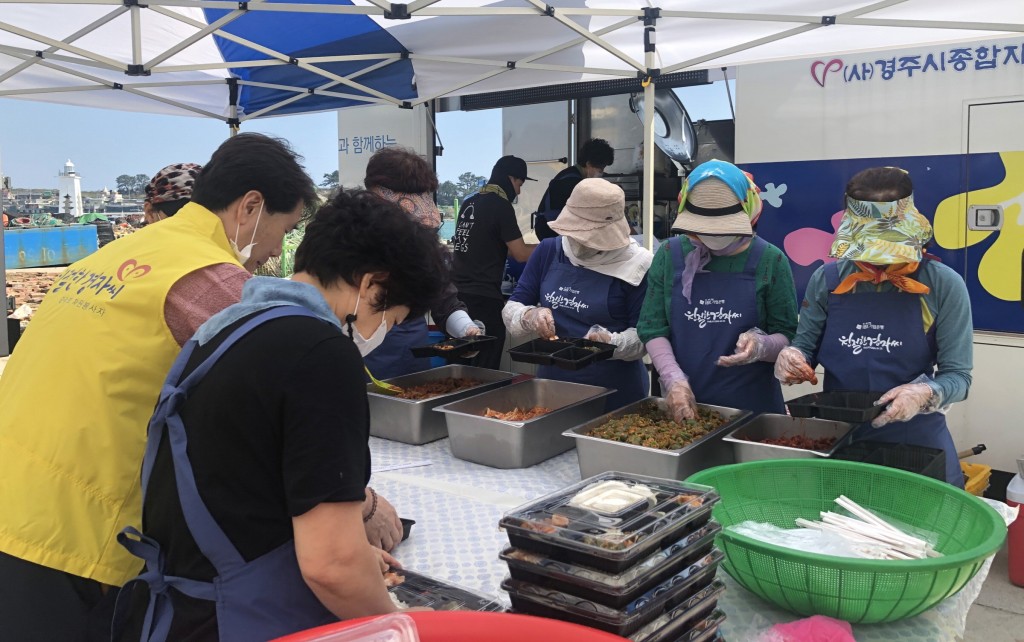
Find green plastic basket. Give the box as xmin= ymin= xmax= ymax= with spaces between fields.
xmin=686 ymin=459 xmax=1006 ymax=623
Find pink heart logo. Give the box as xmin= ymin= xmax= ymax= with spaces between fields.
xmin=117 ymin=258 xmax=152 ymax=281
xmin=810 ymin=59 xmax=843 ymax=87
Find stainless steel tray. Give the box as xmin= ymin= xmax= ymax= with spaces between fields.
xmin=563 ymin=397 xmax=750 ymax=479
xmin=367 ymin=365 xmax=517 ymax=444
xmin=721 ymin=413 xmax=855 ymax=462
xmin=434 ymin=378 xmax=614 ymax=469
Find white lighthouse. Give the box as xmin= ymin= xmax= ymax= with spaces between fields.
xmin=57 ymin=159 xmax=84 ymax=219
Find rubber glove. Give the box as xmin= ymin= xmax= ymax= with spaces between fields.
xmin=872 ymin=382 xmax=936 ymax=428
xmin=523 ymin=306 xmax=557 ymax=339
xmin=774 ymin=346 xmax=818 ymax=385
xmin=462 ymin=320 xmax=484 ymax=337
xmin=666 ymin=379 xmax=698 ymax=423
xmin=717 ymin=327 xmax=790 ymax=367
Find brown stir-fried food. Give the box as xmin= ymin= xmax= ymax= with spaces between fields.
xmin=747 ymin=434 xmax=836 ymax=450
xmin=394 ymin=377 xmax=481 ymax=400
xmin=484 ymin=406 xmax=552 ymax=421
xmin=588 ymin=403 xmax=726 ymax=450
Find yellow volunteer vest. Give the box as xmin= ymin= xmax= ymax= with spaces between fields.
xmin=0 ymin=203 xmax=243 ymax=585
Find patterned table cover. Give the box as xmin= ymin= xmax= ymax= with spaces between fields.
xmin=370 ymin=437 xmax=988 ymax=641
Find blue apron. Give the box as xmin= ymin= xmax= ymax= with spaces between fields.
xmin=535 ymin=244 xmax=649 ymax=411
xmin=669 ymin=236 xmax=785 ymax=414
xmin=116 ymin=306 xmax=338 ymax=642
xmin=819 ymin=261 xmax=961 ymax=487
xmin=362 ymin=315 xmax=432 ymax=381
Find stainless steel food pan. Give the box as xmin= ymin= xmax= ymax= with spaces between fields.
xmin=722 ymin=413 xmax=855 ymax=462
xmin=434 ymin=378 xmax=614 ymax=469
xmin=367 ymin=365 xmax=518 ymax=444
xmin=563 ymin=397 xmax=750 ymax=479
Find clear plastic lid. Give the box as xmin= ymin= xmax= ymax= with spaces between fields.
xmin=629 ymin=580 xmax=725 ymax=642
xmin=500 ymin=472 xmax=719 ymax=562
xmin=673 ymin=610 xmax=726 ymax=642
xmin=502 ymin=548 xmax=724 ymax=626
xmin=501 ymin=521 xmax=722 ymax=594
xmin=385 ymin=568 xmax=504 ymax=612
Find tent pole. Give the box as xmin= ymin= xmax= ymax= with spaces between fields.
xmin=228 ymin=77 xmax=239 ymax=136
xmin=641 ymin=17 xmax=656 ymax=253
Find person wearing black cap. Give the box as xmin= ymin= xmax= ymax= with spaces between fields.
xmin=451 ymin=155 xmax=537 ymax=369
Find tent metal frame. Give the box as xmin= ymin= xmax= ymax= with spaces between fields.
xmin=1 ymin=0 xmax=1023 ymax=247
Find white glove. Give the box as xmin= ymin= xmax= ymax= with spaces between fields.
xmin=666 ymin=379 xmax=697 ymax=423
xmin=462 ymin=321 xmax=484 ymax=337
xmin=774 ymin=346 xmax=818 ymax=385
xmin=585 ymin=325 xmax=646 ymax=361
xmin=523 ymin=307 xmax=557 ymax=339
xmin=872 ymin=382 xmax=937 ymax=428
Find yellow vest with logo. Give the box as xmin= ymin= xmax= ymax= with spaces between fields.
xmin=0 ymin=203 xmax=243 ymax=585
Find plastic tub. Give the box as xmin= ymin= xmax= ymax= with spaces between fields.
xmin=502 ymin=548 xmax=724 ymax=637
xmin=785 ymin=391 xmax=884 ymax=423
xmin=500 ymin=472 xmax=720 ymax=572
xmin=500 ymin=521 xmax=721 ymax=608
xmin=385 ymin=568 xmax=504 ymax=612
xmin=722 ymin=414 xmax=855 ymax=461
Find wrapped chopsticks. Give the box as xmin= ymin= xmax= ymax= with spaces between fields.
xmin=794 ymin=495 xmax=940 ymax=560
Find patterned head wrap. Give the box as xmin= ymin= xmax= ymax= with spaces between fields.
xmin=829 ymin=194 xmax=933 ymax=264
xmin=370 ymin=185 xmax=442 ymax=229
xmin=145 ymin=163 xmax=202 ymax=204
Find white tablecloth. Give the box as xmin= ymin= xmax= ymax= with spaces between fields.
xmin=369 ymin=437 xmax=990 ymax=641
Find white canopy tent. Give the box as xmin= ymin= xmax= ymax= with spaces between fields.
xmin=2 ymin=0 xmax=1023 ymax=249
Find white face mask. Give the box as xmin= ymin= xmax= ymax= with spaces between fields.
xmin=232 ymin=202 xmax=263 ymax=264
xmin=697 ymin=234 xmax=739 ymax=252
xmin=568 ymin=237 xmax=602 ymax=260
xmin=347 ymin=292 xmax=388 ymax=356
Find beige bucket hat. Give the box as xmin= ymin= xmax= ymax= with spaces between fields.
xmin=548 ymin=178 xmax=631 ymax=251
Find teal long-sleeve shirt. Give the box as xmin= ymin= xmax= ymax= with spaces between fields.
xmin=637 ymin=236 xmax=799 ymax=344
xmin=791 ymin=259 xmax=973 ymax=405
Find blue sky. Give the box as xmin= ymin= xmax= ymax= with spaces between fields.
xmin=0 ymin=81 xmax=734 ymax=191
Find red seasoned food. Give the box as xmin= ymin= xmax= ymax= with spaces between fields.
xmin=394 ymin=377 xmax=482 ymax=400
xmin=745 ymin=434 xmax=836 ymax=450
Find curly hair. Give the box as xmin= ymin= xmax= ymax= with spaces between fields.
xmin=846 ymin=167 xmax=913 ymax=202
xmin=578 ymin=138 xmax=615 ymax=169
xmin=294 ymin=189 xmax=447 ymax=316
xmin=363 ymin=146 xmax=439 ymax=194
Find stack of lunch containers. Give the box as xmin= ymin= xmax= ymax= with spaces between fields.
xmin=498 ymin=472 xmax=727 ymax=642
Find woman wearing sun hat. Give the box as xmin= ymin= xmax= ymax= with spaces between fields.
xmin=637 ymin=159 xmax=798 ymax=420
xmin=502 ymin=178 xmax=653 ymax=410
xmin=776 ymin=167 xmax=972 ymax=487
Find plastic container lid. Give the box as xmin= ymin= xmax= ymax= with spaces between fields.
xmin=500 ymin=472 xmax=719 ymax=570
xmin=386 ymin=568 xmax=504 ymax=612
xmin=500 ymin=521 xmax=721 ymax=603
xmin=275 ymin=613 xmax=420 ymax=642
xmin=501 ymin=548 xmax=724 ymax=637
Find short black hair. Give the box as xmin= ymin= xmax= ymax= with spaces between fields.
xmin=154 ymin=199 xmax=189 ymax=217
xmin=579 ymin=138 xmax=615 ymax=168
xmin=190 ymin=133 xmax=319 ymax=215
xmin=294 ymin=189 xmax=447 ymax=317
xmin=846 ymin=167 xmax=913 ymax=202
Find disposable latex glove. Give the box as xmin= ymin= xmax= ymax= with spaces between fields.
xmin=462 ymin=321 xmax=484 ymax=337
xmin=666 ymin=380 xmax=698 ymax=423
xmin=363 ymin=489 xmax=403 ymax=552
xmin=717 ymin=328 xmax=789 ymax=367
xmin=871 ymin=383 xmax=935 ymax=428
xmin=774 ymin=346 xmax=818 ymax=385
xmin=523 ymin=306 xmax=557 ymax=339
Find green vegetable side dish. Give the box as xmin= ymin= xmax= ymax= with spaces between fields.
xmin=587 ymin=403 xmax=727 ymax=450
